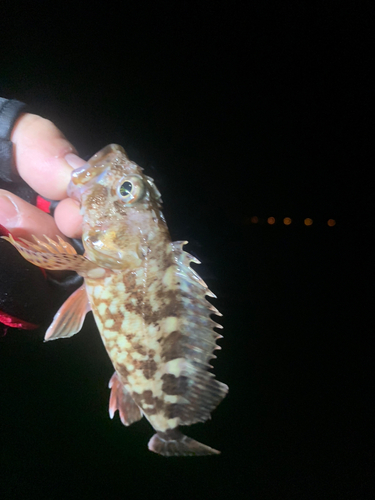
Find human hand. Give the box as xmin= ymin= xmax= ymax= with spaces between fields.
xmin=0 ymin=113 xmax=84 ymax=241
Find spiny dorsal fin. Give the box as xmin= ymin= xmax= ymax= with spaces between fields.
xmin=163 ymin=241 xmax=227 ymax=426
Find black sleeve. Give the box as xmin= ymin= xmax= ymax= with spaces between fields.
xmin=0 ymin=98 xmax=37 ymax=204
xmin=0 ymin=98 xmax=28 ymax=182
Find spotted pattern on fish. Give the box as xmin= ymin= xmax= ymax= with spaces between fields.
xmin=84 ymin=236 xmax=226 ymax=434
xmin=2 ymin=144 xmax=228 ymax=456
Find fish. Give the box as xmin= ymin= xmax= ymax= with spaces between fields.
xmin=2 ymin=144 xmax=228 ymax=456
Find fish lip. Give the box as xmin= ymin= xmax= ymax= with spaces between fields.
xmin=67 ymin=180 xmax=81 ymax=202
xmin=67 ymin=164 xmax=104 ymax=202
xmin=67 ymin=165 xmax=88 ymax=201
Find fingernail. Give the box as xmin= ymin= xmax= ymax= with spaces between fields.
xmin=65 ymin=153 xmax=86 ymax=169
xmin=0 ymin=194 xmax=19 ymax=227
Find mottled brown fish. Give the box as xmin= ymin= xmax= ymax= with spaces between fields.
xmin=2 ymin=144 xmax=228 ymax=456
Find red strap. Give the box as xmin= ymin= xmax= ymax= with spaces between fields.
xmin=36 ymin=196 xmax=51 ymax=213
xmin=0 ymin=309 xmax=39 ymax=330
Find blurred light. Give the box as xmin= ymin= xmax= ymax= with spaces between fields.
xmin=304 ymin=218 xmax=313 ymax=226
xmin=283 ymin=217 xmax=292 ymax=225
xmin=267 ymin=217 xmax=275 ymax=224
xmin=251 ymin=216 xmax=259 ymax=223
xmin=327 ymin=219 xmax=336 ymax=226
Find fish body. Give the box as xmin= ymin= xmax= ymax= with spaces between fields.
xmin=2 ymin=144 xmax=228 ymax=456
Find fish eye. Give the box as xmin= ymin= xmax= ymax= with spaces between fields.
xmin=119 ymin=181 xmax=133 ymax=197
xmin=117 ymin=176 xmax=145 ymax=204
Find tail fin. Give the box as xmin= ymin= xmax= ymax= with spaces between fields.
xmin=148 ymin=430 xmax=220 ymax=457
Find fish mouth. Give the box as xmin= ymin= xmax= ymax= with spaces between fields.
xmin=67 ymin=164 xmax=101 ymax=202
xmin=67 ymin=174 xmax=83 ymax=202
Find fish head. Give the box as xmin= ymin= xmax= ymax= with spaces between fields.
xmin=68 ymin=144 xmax=167 ymax=269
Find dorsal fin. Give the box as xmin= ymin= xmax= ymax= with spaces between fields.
xmin=161 ymin=242 xmax=228 ymax=426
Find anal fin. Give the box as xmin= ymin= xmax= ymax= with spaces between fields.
xmin=109 ymin=372 xmax=142 ymax=426
xmin=44 ymin=285 xmax=90 ymax=341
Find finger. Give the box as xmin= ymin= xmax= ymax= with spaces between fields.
xmin=0 ymin=190 xmax=67 ymax=240
xmin=11 ymin=113 xmax=84 ymax=200
xmin=54 ymin=198 xmax=83 ymax=239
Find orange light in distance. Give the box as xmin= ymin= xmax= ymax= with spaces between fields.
xmin=267 ymin=217 xmax=275 ymax=225
xmin=251 ymin=216 xmax=259 ymax=223
xmin=283 ymin=217 xmax=292 ymax=225
xmin=327 ymin=219 xmax=336 ymax=226
xmin=304 ymin=218 xmax=313 ymax=226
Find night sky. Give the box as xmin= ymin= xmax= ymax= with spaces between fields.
xmin=1 ymin=3 xmax=373 ymax=499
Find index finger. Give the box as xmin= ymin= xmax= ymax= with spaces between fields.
xmin=11 ymin=113 xmax=80 ymax=200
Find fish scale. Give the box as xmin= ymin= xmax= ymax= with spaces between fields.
xmin=1 ymin=144 xmax=228 ymax=456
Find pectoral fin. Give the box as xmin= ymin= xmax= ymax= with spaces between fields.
xmin=109 ymin=372 xmax=142 ymax=426
xmin=1 ymin=233 xmax=101 ymax=276
xmin=44 ymin=285 xmax=90 ymax=341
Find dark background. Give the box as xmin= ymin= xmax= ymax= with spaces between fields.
xmin=0 ymin=3 xmax=373 ymax=499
